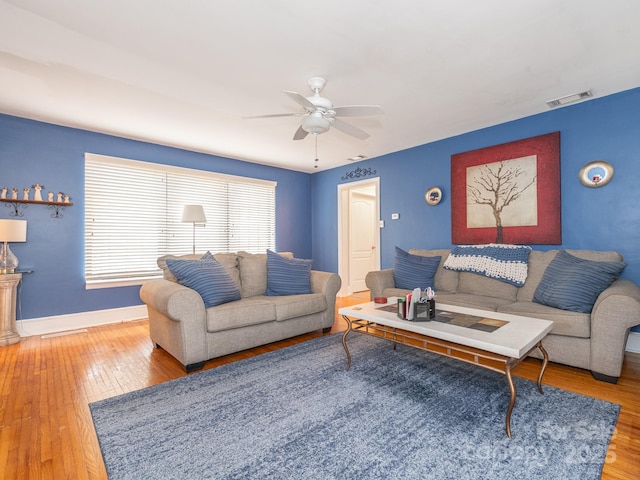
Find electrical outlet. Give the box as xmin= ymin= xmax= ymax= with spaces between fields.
xmin=391 ymin=213 xmax=399 ymax=220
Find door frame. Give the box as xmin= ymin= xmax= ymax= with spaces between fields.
xmin=337 ymin=177 xmax=381 ymax=297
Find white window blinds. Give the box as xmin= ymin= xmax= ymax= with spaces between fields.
xmin=85 ymin=153 xmax=276 ymax=286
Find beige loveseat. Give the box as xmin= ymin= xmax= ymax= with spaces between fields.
xmin=365 ymin=248 xmax=640 ymax=383
xmin=140 ymin=251 xmax=341 ymax=372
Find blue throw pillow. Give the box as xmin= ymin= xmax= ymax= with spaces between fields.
xmin=533 ymin=250 xmax=626 ymax=313
xmin=393 ymin=247 xmax=441 ymax=290
xmin=201 ymin=251 xmax=215 ymax=261
xmin=266 ymin=250 xmax=312 ymax=296
xmin=166 ymin=257 xmax=241 ymax=308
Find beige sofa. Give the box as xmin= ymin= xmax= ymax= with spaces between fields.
xmin=140 ymin=251 xmax=341 ymax=372
xmin=365 ymin=248 xmax=640 ymax=383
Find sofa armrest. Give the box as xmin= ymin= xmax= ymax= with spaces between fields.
xmin=310 ymin=270 xmax=341 ymax=297
xmin=139 ymin=278 xmax=205 ymax=322
xmin=590 ymin=279 xmax=640 ymax=377
xmin=139 ymin=279 xmax=208 ymax=368
xmin=310 ymin=270 xmax=342 ymax=325
xmin=365 ymin=269 xmax=395 ymax=300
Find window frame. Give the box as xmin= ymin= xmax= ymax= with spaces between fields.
xmin=84 ymin=153 xmax=276 ymax=289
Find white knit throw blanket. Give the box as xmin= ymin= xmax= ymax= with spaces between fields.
xmin=443 ymin=244 xmax=532 ymax=286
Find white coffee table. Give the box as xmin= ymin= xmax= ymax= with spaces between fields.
xmin=339 ymin=298 xmax=554 ymax=437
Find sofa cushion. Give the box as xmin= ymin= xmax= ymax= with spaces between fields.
xmin=158 ymin=252 xmax=240 ymax=288
xmin=381 ymin=287 xmax=413 ymax=299
xmin=533 ymin=250 xmax=626 ymax=313
xmin=266 ymin=250 xmax=312 ymax=296
xmin=443 ymin=244 xmax=531 ymax=286
xmin=237 ymin=251 xmax=294 ymax=297
xmin=565 ymin=249 xmax=624 ymax=263
xmin=206 ymin=297 xmax=276 ymax=332
xmin=517 ymin=249 xmax=625 ymax=303
xmin=457 ymin=272 xmax=518 ymax=302
xmin=516 ymin=250 xmax=558 ymax=302
xmin=237 ymin=251 xmax=268 ymax=297
xmin=159 ymin=253 xmax=201 ymax=281
xmin=165 ymin=257 xmax=241 ymax=308
xmin=436 ymin=293 xmax=514 ymax=312
xmin=498 ymin=301 xmax=591 ymax=338
xmin=409 ymin=249 xmax=458 ymax=293
xmin=269 ymin=293 xmax=327 ymax=321
xmin=393 ymin=247 xmax=441 ymax=290
xmin=211 ymin=253 xmax=241 ymax=287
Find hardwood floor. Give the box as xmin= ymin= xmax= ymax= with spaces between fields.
xmin=1 ymin=290 xmax=638 ymax=479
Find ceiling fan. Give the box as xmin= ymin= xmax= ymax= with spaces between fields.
xmin=244 ymin=77 xmax=383 ymax=140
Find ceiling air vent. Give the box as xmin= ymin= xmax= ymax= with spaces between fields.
xmin=546 ymin=90 xmax=593 ymax=108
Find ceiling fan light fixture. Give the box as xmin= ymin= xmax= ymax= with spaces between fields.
xmin=245 ymin=77 xmax=383 ymax=143
xmin=301 ymin=113 xmax=331 ymax=135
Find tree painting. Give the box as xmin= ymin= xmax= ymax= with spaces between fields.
xmin=466 ymin=155 xmax=538 ymax=243
xmin=451 ymin=132 xmax=560 ymax=245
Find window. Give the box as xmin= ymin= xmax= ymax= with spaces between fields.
xmin=85 ymin=153 xmax=276 ymax=288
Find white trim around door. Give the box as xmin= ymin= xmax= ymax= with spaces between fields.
xmin=337 ymin=177 xmax=381 ymax=297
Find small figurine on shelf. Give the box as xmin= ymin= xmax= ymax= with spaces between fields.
xmin=48 ymin=191 xmax=54 ymax=202
xmin=64 ymin=194 xmax=70 ymax=204
xmin=57 ymin=192 xmax=63 ymax=203
xmin=33 ymin=183 xmax=45 ymax=201
xmin=1 ymin=187 xmax=7 ymax=199
xmin=11 ymin=188 xmax=18 ymax=199
xmin=22 ymin=187 xmax=30 ymax=201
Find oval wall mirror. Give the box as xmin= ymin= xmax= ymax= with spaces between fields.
xmin=579 ymin=161 xmax=614 ymax=188
xmin=425 ymin=186 xmax=442 ymax=205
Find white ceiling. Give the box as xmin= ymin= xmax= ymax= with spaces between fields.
xmin=1 ymin=1 xmax=639 ymax=173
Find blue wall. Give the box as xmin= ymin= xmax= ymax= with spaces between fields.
xmin=312 ymin=87 xmax=640 ymax=292
xmin=3 ymin=86 xmax=639 ymax=326
xmin=0 ymin=115 xmax=312 ymax=320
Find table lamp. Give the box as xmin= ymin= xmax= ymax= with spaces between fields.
xmin=0 ymin=219 xmax=27 ymax=274
xmin=181 ymin=205 xmax=207 ymax=254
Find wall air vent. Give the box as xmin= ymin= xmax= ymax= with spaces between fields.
xmin=546 ymin=90 xmax=593 ymax=108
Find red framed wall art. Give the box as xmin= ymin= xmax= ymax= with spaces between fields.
xmin=451 ymin=132 xmax=561 ymax=245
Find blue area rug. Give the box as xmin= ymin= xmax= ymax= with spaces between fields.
xmin=90 ymin=334 xmax=619 ymax=479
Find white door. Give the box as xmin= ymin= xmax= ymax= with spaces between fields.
xmin=348 ymin=190 xmax=377 ymax=292
xmin=338 ymin=178 xmax=380 ymax=296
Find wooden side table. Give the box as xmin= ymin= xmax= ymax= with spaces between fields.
xmin=0 ymin=272 xmax=21 ymax=346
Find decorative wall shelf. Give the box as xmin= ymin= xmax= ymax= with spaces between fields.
xmin=1 ymin=198 xmax=73 ymax=219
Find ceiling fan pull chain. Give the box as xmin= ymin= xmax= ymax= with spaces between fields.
xmin=314 ymin=133 xmax=319 ymax=169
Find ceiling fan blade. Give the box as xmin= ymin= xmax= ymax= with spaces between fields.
xmin=332 ymin=105 xmax=383 ymax=117
xmin=293 ymin=125 xmax=309 ymax=140
xmin=242 ymin=113 xmax=297 ymax=119
xmin=332 ymin=118 xmax=370 ymax=139
xmin=284 ymin=91 xmax=315 ymax=110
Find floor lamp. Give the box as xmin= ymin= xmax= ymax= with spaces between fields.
xmin=181 ymin=205 xmax=207 ymax=254
xmin=0 ymin=219 xmax=27 ymax=274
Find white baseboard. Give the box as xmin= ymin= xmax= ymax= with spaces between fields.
xmin=16 ymin=305 xmax=148 ymax=337
xmin=627 ymin=331 xmax=640 ymax=353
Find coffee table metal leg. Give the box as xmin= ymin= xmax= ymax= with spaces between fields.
xmin=341 ymin=315 xmax=352 ymax=370
xmin=505 ymin=341 xmax=549 ymax=438
xmin=505 ymin=359 xmax=517 ymax=438
xmin=536 ymin=341 xmax=549 ymax=394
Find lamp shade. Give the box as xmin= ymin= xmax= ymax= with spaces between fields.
xmin=181 ymin=205 xmax=207 ymax=223
xmin=0 ymin=219 xmax=27 ymax=242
